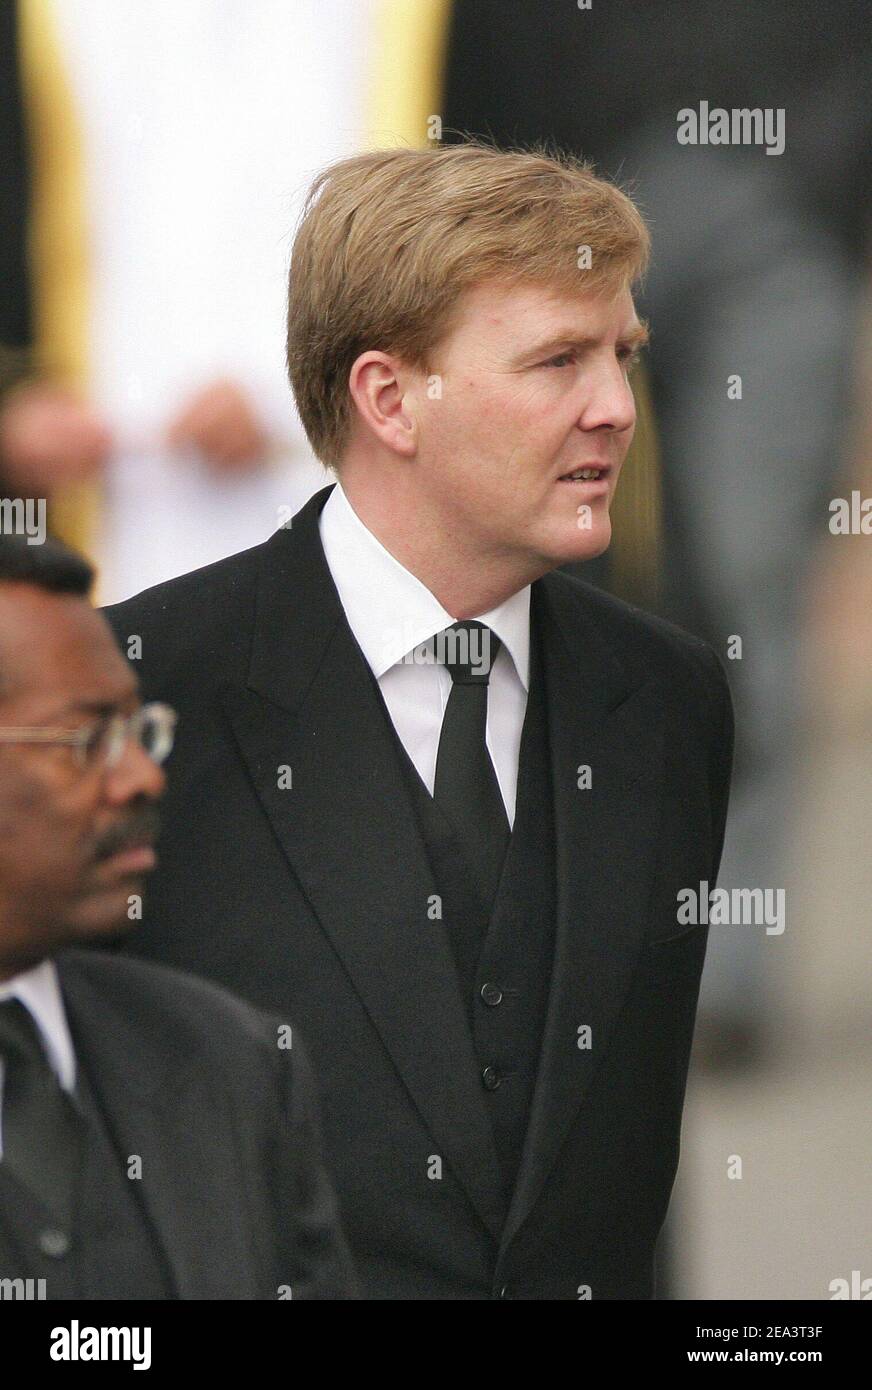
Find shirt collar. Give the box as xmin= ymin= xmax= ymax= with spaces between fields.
xmin=318 ymin=481 xmax=530 ymax=689
xmin=0 ymin=958 xmax=77 ymax=1091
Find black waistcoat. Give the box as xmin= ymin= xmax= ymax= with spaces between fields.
xmin=374 ymin=609 xmax=557 ymax=1197
xmin=0 ymin=1056 xmax=174 ymax=1299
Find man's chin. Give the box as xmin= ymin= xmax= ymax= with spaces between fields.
xmin=543 ymin=515 xmax=612 ymax=567
xmin=67 ymin=877 xmax=149 ymax=942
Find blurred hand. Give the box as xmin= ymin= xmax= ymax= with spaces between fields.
xmin=0 ymin=382 xmax=113 ymax=495
xmin=165 ymin=378 xmax=268 ymax=473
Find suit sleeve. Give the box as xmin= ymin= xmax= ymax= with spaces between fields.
xmin=272 ymin=1032 xmax=359 ymax=1300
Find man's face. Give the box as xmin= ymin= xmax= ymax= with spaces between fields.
xmin=0 ymin=586 xmax=166 ymax=975
xmin=412 ymin=278 xmax=646 ymax=571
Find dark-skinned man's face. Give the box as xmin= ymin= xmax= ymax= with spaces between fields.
xmin=0 ymin=584 xmax=166 ymax=977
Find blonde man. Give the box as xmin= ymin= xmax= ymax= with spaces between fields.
xmin=106 ymin=142 xmax=734 ymax=1301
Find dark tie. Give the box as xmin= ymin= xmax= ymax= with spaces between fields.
xmin=433 ymin=621 xmax=511 ymax=908
xmin=0 ymin=997 xmax=83 ymax=1227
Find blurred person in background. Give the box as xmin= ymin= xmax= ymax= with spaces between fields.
xmin=1 ymin=0 xmax=405 ymax=600
xmin=0 ymin=0 xmax=114 ymax=508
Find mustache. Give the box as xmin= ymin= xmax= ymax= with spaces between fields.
xmin=93 ymin=806 xmax=162 ymax=862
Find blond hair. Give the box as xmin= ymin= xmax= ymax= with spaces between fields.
xmin=286 ymin=140 xmax=649 ymax=468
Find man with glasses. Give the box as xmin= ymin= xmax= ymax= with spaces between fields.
xmin=0 ymin=532 xmax=354 ymax=1299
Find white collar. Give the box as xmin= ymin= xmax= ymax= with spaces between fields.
xmin=0 ymin=957 xmax=77 ymax=1091
xmin=318 ymin=481 xmax=531 ymax=688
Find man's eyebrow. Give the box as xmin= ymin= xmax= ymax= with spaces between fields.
xmin=619 ymin=321 xmax=650 ymax=350
xmin=56 ymin=696 xmax=137 ymax=720
xmin=513 ymin=320 xmax=650 ymax=364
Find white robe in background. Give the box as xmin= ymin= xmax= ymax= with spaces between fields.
xmin=53 ymin=0 xmax=379 ymax=601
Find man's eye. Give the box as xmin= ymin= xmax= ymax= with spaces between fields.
xmin=82 ymin=720 xmax=112 ymax=758
xmin=619 ymin=350 xmax=641 ymax=373
xmin=544 ymin=353 xmax=574 ymax=368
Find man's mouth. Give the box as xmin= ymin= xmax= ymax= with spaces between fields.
xmin=557 ymin=466 xmax=610 ymax=485
xmin=102 ymin=843 xmax=157 ymax=874
xmin=94 ymin=807 xmax=161 ymax=872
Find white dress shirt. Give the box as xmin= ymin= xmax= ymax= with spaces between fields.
xmin=0 ymin=959 xmax=77 ymax=1159
xmin=319 ymin=482 xmax=531 ymax=825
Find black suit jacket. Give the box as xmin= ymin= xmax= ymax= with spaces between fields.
xmin=105 ymin=485 xmax=734 ymax=1299
xmin=0 ymin=949 xmax=356 ymax=1299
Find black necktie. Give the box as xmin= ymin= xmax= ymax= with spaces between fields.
xmin=433 ymin=621 xmax=511 ymax=907
xmin=0 ymin=997 xmax=83 ymax=1227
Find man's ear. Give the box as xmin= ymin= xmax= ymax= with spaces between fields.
xmin=348 ymin=351 xmax=417 ymax=458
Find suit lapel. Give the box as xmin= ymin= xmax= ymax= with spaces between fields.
xmin=221 ymin=492 xmax=506 ymax=1237
xmin=499 ymin=575 xmax=666 ymax=1255
xmin=58 ymin=961 xmax=264 ymax=1299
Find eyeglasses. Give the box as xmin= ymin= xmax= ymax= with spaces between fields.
xmin=0 ymin=702 xmax=178 ymax=771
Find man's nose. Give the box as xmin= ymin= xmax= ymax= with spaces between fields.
xmin=103 ymin=738 xmax=167 ymax=805
xmin=577 ymin=358 xmax=637 ymax=435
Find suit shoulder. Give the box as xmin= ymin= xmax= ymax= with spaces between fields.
xmin=57 ymin=948 xmax=279 ymax=1057
xmin=100 ymin=535 xmax=277 ymax=686
xmin=102 ymin=535 xmax=269 ymax=639
xmin=546 ymin=569 xmax=729 ymax=703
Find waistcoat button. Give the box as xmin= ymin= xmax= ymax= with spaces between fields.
xmin=39 ymin=1228 xmax=71 ymax=1259
xmin=480 ymin=982 xmax=504 ymax=1007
